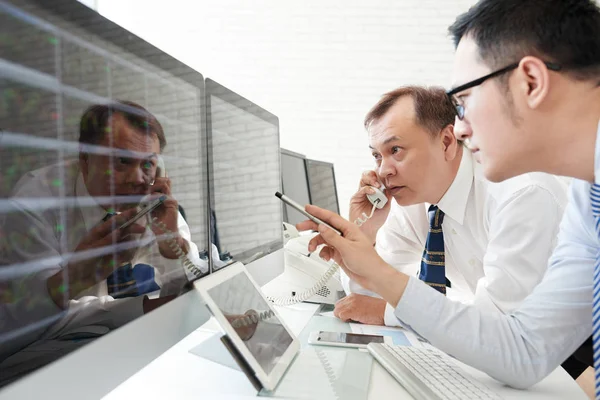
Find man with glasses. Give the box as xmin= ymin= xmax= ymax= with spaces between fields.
xmin=297 ymin=0 xmax=600 ymax=392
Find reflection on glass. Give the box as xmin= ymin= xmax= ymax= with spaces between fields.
xmin=0 ymin=1 xmax=208 ymax=387
xmin=207 ymin=84 xmax=282 ymax=267
xmin=208 ymin=272 xmax=293 ymax=374
xmin=306 ymin=160 xmax=339 ymax=214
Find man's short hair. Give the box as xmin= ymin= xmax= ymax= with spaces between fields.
xmin=79 ymin=100 xmax=166 ymax=151
xmin=364 ymin=86 xmax=455 ymax=138
xmin=449 ymin=0 xmax=600 ymax=83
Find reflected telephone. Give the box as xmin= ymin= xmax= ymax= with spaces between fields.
xmin=263 ymin=186 xmax=386 ymax=306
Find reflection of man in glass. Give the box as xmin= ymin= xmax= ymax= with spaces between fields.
xmin=0 ymin=101 xmax=206 ymax=377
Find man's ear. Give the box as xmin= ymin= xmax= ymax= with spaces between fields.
xmin=517 ymin=56 xmax=551 ymax=110
xmin=440 ymin=124 xmax=458 ymax=161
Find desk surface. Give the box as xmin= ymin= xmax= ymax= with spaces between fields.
xmin=103 ymin=303 xmax=587 ymax=400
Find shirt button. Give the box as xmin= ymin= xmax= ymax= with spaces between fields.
xmin=452 ymin=229 xmax=457 ymax=234
xmin=469 ymin=259 xmax=476 ymax=266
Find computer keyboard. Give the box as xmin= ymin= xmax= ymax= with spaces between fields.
xmin=367 ymin=343 xmax=503 ymax=400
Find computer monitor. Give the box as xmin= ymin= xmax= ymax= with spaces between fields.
xmin=280 ymin=149 xmax=311 ymax=226
xmin=305 ymin=159 xmax=340 ymax=214
xmin=0 ymin=0 xmax=211 ymax=398
xmin=205 ymin=78 xmax=283 ymax=285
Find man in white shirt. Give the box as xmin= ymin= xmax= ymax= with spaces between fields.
xmin=0 ymin=101 xmax=206 ymax=371
xmin=298 ymin=0 xmax=600 ymax=391
xmin=335 ymin=86 xmax=568 ymax=330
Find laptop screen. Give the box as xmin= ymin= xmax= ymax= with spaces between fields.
xmin=207 ymin=270 xmax=294 ymax=375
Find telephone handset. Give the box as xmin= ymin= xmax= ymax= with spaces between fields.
xmin=155 ymin=155 xmax=166 ymax=178
xmin=267 ymin=188 xmax=386 ymax=306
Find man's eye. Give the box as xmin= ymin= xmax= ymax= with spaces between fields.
xmin=118 ymin=157 xmax=130 ymax=165
xmin=391 ymin=146 xmax=402 ymax=154
xmin=142 ymin=161 xmax=153 ymax=170
xmin=372 ymin=153 xmax=382 ymax=161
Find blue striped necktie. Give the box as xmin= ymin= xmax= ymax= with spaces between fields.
xmin=418 ymin=205 xmax=448 ymax=295
xmin=591 ymin=184 xmax=600 ymax=399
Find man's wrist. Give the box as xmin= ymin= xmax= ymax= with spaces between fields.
xmin=371 ymin=262 xmax=407 ymax=308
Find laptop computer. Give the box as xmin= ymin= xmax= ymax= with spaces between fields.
xmin=193 ymin=262 xmax=300 ymax=393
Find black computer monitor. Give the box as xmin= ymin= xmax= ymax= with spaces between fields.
xmin=0 ymin=0 xmax=211 ymax=398
xmin=205 ymin=78 xmax=282 ymax=274
xmin=280 ymin=149 xmax=311 ymax=226
xmin=305 ymin=159 xmax=340 ymax=214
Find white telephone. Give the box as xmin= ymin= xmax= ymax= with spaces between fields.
xmin=263 ymin=186 xmax=387 ymax=306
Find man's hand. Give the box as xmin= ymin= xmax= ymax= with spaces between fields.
xmin=147 ymin=177 xmax=189 ymax=259
xmin=226 ymin=310 xmax=259 ymax=341
xmin=349 ymin=171 xmax=393 ymax=243
xmin=48 ymin=208 xmax=146 ymax=308
xmin=296 ymin=205 xmax=408 ymax=308
xmin=334 ymin=293 xmax=386 ymax=325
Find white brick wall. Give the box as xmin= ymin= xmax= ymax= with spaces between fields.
xmin=97 ymin=0 xmax=476 ymax=218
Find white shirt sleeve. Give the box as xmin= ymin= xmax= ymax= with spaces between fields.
xmin=473 ymin=184 xmax=565 ymax=314
xmin=393 ymin=180 xmax=593 ymax=389
xmin=0 ymin=200 xmax=147 ymax=359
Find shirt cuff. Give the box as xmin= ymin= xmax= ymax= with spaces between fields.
xmin=384 ymin=303 xmax=403 ymax=327
xmin=104 ymin=295 xmax=146 ymax=328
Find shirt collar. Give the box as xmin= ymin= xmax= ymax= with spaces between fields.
xmin=594 ymin=120 xmax=600 ymax=184
xmin=435 ymin=150 xmax=474 ymax=225
xmin=75 ymin=171 xmax=108 ymax=231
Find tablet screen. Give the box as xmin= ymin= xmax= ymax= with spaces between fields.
xmin=207 ymin=272 xmax=294 ymax=375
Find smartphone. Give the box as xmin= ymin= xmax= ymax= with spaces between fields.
xmin=275 ymin=192 xmax=342 ymax=235
xmin=118 ymin=195 xmax=167 ymax=229
xmin=308 ymin=330 xmax=393 ymax=349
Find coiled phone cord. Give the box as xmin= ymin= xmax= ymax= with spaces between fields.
xmin=266 ymin=203 xmax=377 ymax=307
xmin=230 ymin=309 xmax=276 ymax=328
xmin=354 ymin=202 xmax=378 ymax=227
xmin=150 ymin=216 xmax=205 ymax=279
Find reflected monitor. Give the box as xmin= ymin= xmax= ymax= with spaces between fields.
xmin=305 ymin=159 xmax=340 ymax=214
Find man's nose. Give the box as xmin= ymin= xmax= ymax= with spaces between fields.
xmin=378 ymin=156 xmax=396 ymax=179
xmin=125 ymin=166 xmax=146 ymax=186
xmin=453 ymin=116 xmax=472 ymax=142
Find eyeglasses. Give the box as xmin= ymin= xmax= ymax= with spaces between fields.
xmin=446 ymin=61 xmax=562 ymax=120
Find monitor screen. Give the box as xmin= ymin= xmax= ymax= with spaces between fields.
xmin=280 ymin=149 xmax=311 ymax=226
xmin=206 ymin=79 xmax=282 ymax=268
xmin=305 ymin=159 xmax=340 ymax=214
xmin=0 ymin=0 xmax=208 ymax=388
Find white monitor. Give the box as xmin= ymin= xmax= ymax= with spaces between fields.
xmin=280 ymin=149 xmax=312 ymax=226
xmin=205 ymin=78 xmax=284 ymax=286
xmin=0 ymin=0 xmax=211 ymax=398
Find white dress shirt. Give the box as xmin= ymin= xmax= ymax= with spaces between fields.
xmin=342 ymin=151 xmax=569 ymax=326
xmin=0 ymin=160 xmax=206 ymax=362
xmin=389 ymin=121 xmax=600 ymax=389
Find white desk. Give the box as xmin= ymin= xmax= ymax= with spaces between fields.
xmin=103 ymin=303 xmax=587 ymax=400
